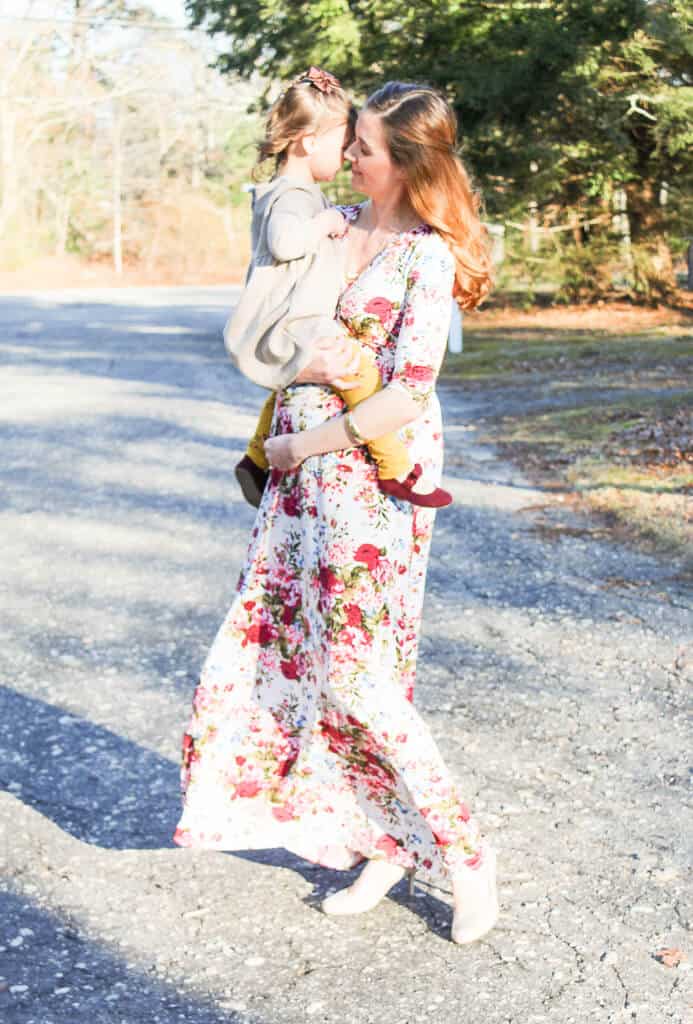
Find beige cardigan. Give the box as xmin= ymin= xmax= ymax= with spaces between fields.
xmin=223 ymin=176 xmax=346 ymax=391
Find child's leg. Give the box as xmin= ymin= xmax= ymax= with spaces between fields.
xmin=334 ymin=346 xmax=411 ymax=481
xmin=246 ymin=392 xmax=276 ymax=471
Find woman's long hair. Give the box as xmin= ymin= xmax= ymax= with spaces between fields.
xmin=365 ymin=82 xmax=492 ymax=310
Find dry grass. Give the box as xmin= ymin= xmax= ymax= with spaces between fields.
xmin=441 ymin=308 xmax=692 ymax=567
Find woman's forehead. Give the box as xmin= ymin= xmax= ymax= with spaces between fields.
xmin=355 ymin=109 xmax=384 ymax=147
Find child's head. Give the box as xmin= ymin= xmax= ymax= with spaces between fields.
xmin=254 ymin=67 xmax=355 ymax=183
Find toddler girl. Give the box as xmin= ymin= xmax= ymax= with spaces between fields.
xmin=224 ymin=66 xmax=452 ymax=510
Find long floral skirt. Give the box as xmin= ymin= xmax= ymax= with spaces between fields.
xmin=172 ymin=383 xmax=488 ymax=881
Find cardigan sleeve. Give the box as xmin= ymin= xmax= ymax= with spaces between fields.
xmin=266 ymin=190 xmax=324 ymax=262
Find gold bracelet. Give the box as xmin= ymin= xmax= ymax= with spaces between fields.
xmin=345 ymin=411 xmax=367 ymax=446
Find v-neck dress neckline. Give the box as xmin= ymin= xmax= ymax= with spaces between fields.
xmin=341 ymin=203 xmax=428 ymax=291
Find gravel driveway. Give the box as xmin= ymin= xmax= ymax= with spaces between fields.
xmin=0 ymin=287 xmax=690 ymax=1024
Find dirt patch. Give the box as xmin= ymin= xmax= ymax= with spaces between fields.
xmin=447 ymin=316 xmax=693 ymax=568
xmin=0 ymin=255 xmax=244 ymax=291
xmin=468 ymin=295 xmax=693 ymax=333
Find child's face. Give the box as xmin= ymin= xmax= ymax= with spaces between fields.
xmin=307 ymin=117 xmax=349 ymax=181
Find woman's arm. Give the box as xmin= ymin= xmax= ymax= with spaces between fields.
xmin=264 ymin=237 xmax=456 ymax=470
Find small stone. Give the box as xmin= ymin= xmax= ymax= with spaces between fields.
xmin=243 ymin=956 xmax=265 ymax=967
xmin=9 ymin=985 xmax=28 ymax=994
xmin=653 ymin=868 xmax=679 ymax=883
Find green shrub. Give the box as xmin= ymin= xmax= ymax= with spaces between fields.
xmin=556 ymin=238 xmax=622 ymax=303
xmin=629 ymin=240 xmax=679 ymax=305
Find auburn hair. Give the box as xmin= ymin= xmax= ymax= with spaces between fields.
xmin=254 ymin=69 xmax=354 ymax=181
xmin=365 ymin=82 xmax=493 ymax=310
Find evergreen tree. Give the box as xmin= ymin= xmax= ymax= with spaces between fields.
xmin=186 ymin=0 xmax=691 ymax=242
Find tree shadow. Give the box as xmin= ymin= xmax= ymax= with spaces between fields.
xmin=0 ymin=685 xmax=461 ymax=941
xmin=0 ymin=293 xmax=266 ymax=416
xmin=0 ymin=887 xmax=259 ymax=1024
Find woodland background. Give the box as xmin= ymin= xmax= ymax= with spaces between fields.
xmin=0 ymin=0 xmax=691 ymax=302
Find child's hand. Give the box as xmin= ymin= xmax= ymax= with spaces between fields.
xmin=264 ymin=432 xmax=306 ymax=471
xmin=317 ymin=208 xmax=348 ymax=239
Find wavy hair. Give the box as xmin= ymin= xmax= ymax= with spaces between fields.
xmin=365 ymin=82 xmax=492 ymax=310
xmin=254 ymin=69 xmax=354 ymax=181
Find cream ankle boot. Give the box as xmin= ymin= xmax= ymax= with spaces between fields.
xmin=321 ymin=858 xmax=415 ymax=915
xmin=451 ymin=846 xmax=499 ymax=944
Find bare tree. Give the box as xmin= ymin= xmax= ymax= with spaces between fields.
xmin=0 ymin=0 xmax=261 ymax=279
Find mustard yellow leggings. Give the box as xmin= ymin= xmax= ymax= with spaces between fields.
xmin=246 ymin=343 xmax=411 ymax=480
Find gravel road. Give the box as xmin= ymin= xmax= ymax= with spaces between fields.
xmin=0 ymin=287 xmax=691 ymax=1024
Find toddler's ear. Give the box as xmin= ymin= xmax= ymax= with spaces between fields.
xmin=300 ymin=132 xmax=318 ymax=155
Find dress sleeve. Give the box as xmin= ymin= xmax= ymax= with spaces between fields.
xmin=388 ymin=236 xmax=456 ymax=410
xmin=266 ymin=190 xmax=323 ymax=262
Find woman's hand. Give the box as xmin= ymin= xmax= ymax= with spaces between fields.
xmin=264 ymin=432 xmax=308 ymax=471
xmin=293 ymin=333 xmax=363 ymax=390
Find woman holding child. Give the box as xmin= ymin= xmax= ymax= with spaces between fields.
xmin=172 ymin=67 xmax=499 ymax=945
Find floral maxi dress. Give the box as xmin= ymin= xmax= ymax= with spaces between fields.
xmin=172 ymin=212 xmax=489 ymax=882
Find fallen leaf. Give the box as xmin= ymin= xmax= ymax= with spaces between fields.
xmin=654 ymin=947 xmax=688 ymax=968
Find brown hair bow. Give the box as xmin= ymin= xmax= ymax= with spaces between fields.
xmin=302 ymin=66 xmax=341 ymax=94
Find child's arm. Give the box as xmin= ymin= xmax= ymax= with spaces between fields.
xmin=267 ymin=192 xmax=347 ymax=263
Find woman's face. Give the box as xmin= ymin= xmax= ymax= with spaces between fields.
xmin=344 ymin=109 xmax=405 ymax=200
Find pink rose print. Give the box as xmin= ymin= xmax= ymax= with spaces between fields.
xmin=344 ymin=603 xmax=362 ymax=628
xmin=236 ymin=779 xmax=261 ymax=798
xmin=319 ymin=565 xmax=342 ymax=593
xmin=364 ymin=296 xmax=393 ymax=323
xmin=272 ymin=804 xmax=294 ymax=822
xmin=181 ymin=733 xmax=198 ymax=779
xmin=375 ymin=833 xmax=399 ymax=856
xmin=280 ymin=658 xmax=299 ymax=679
xmin=282 ymin=493 xmax=301 ymax=517
xmin=404 ymin=362 xmax=435 ymax=383
xmin=457 ymin=802 xmax=471 ymax=822
xmin=276 ymin=755 xmax=297 ymax=777
xmin=242 ymin=621 xmax=277 ymax=647
xmin=354 ymin=543 xmax=381 ymax=571
xmin=432 ymin=828 xmax=453 ymax=847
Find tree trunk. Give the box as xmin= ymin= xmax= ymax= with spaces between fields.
xmin=55 ymin=196 xmax=71 ymax=256
xmin=112 ymin=102 xmax=123 ymax=274
xmin=0 ymin=97 xmax=18 ymax=236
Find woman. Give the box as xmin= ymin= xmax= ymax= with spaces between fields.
xmin=173 ymin=81 xmax=498 ymax=945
